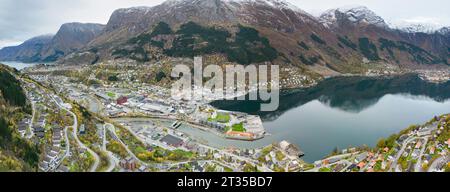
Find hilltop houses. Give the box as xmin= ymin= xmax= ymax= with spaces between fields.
xmin=120 ymin=157 xmax=137 ymax=171
xmin=17 ymin=118 xmax=30 ymax=137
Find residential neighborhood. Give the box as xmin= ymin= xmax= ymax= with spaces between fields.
xmin=311 ymin=115 xmax=450 ymax=172
xmin=1 ymin=61 xmax=443 ymax=173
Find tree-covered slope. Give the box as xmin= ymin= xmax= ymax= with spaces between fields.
xmin=0 ymin=65 xmax=40 ymax=172
xmin=112 ymin=22 xmax=278 ymax=65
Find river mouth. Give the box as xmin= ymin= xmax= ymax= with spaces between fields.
xmin=211 ymin=74 xmax=450 ymax=162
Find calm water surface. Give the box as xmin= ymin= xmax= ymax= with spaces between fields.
xmin=212 ymin=75 xmax=450 ymax=162
xmin=1 ymin=61 xmax=38 ymax=70
xmin=4 ymin=61 xmax=448 ymax=163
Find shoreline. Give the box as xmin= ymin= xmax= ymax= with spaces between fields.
xmin=282 ymin=72 xmax=449 ymax=93
xmin=11 ymin=62 xmax=450 ymax=163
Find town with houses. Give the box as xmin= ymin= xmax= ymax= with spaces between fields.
xmin=12 ymin=63 xmax=311 ymax=172
xmin=311 ymin=116 xmax=450 ymax=172
xmin=4 ymin=61 xmax=447 ymax=172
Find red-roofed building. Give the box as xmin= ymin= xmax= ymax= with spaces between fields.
xmin=430 ymin=146 xmax=436 ymax=154
xmin=117 ymin=96 xmax=128 ymax=105
xmin=415 ymin=141 xmax=422 ymax=149
xmin=357 ymin=162 xmax=366 ymax=169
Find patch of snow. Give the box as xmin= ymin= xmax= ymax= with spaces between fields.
xmin=319 ymin=6 xmax=388 ymax=28
xmin=437 ymin=27 xmax=449 ymax=35
xmin=115 ymin=6 xmax=152 ymax=14
xmin=390 ymin=21 xmax=447 ymax=34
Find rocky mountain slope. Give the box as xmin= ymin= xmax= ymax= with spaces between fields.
xmin=89 ymin=1 xmax=448 ymax=72
xmin=398 ymin=24 xmax=441 ymax=34
xmin=320 ymin=6 xmax=389 ymax=29
xmin=318 ymin=6 xmax=449 ymax=67
xmin=0 ymin=35 xmax=53 ymax=63
xmin=78 ymin=0 xmax=368 ymax=73
xmin=0 ymin=23 xmax=104 ymax=63
xmin=46 ymin=23 xmax=105 ymax=58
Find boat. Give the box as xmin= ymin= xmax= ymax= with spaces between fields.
xmin=171 ymin=121 xmax=182 ymax=129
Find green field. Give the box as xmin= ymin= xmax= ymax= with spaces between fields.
xmin=106 ymin=92 xmax=116 ymax=98
xmin=227 ymin=123 xmax=246 ymax=132
xmin=208 ymin=113 xmax=231 ymax=123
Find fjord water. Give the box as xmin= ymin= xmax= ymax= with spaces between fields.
xmin=212 ymin=74 xmax=450 ymax=162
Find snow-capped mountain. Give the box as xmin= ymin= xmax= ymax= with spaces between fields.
xmin=390 ymin=22 xmax=447 ymax=34
xmin=106 ymin=0 xmax=313 ymax=31
xmin=399 ymin=24 xmax=440 ymax=34
xmin=93 ymin=0 xmax=320 ymax=46
xmin=319 ymin=6 xmax=388 ymax=29
xmin=225 ymin=0 xmax=309 ymax=14
xmin=166 ymin=0 xmax=303 ymax=11
xmin=437 ymin=27 xmax=450 ymax=35
xmin=2 ymin=0 xmax=448 ymax=72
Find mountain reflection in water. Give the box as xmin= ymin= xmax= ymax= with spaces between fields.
xmin=212 ymin=74 xmax=450 ymax=122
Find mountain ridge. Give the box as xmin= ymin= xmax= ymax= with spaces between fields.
xmin=0 ymin=22 xmax=104 ymax=63
xmin=319 ymin=6 xmax=389 ymax=29
xmin=1 ymin=0 xmax=449 ymax=77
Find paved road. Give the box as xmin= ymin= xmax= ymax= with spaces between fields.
xmin=307 ymin=159 xmax=353 ymax=172
xmin=103 ymin=151 xmax=117 ymax=172
xmin=102 ymin=124 xmax=107 ymax=151
xmin=51 ymin=126 xmax=72 ymax=172
xmin=390 ymin=137 xmax=420 ymax=172
xmin=106 ymin=123 xmax=255 ymax=172
xmin=105 ymin=123 xmax=150 ymax=167
xmin=20 ymin=80 xmax=36 ymax=139
xmin=414 ymin=137 xmax=429 ymax=172
xmin=428 ymin=155 xmax=449 ymax=172
xmin=26 ymin=100 xmax=36 ymax=139
xmin=61 ymin=126 xmax=71 ymax=160
xmin=118 ymin=118 xmax=262 ymax=168
xmin=102 ymin=124 xmax=117 ymax=172
xmin=166 ymin=160 xmax=240 ymax=172
xmin=41 ymin=81 xmax=268 ymax=172
xmin=52 ymin=96 xmax=100 ymax=172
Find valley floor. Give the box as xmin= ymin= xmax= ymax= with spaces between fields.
xmin=3 ymin=62 xmax=449 ymax=172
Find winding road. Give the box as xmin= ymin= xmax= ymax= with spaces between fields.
xmin=104 ymin=123 xmax=150 ymax=167
xmin=26 ymin=100 xmax=36 ymax=139
xmin=52 ymin=95 xmax=100 ymax=172
xmin=428 ymin=155 xmax=449 ymax=172
xmin=111 ymin=120 xmax=272 ymax=172
xmin=390 ymin=137 xmax=420 ymax=172
xmin=101 ymin=124 xmax=117 ymax=172
xmin=61 ymin=126 xmax=71 ymax=161
xmin=414 ymin=137 xmax=429 ymax=172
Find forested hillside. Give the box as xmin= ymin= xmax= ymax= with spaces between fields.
xmin=0 ymin=64 xmax=40 ymax=171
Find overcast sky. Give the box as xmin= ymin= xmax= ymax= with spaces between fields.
xmin=1 ymin=0 xmax=449 ymax=48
